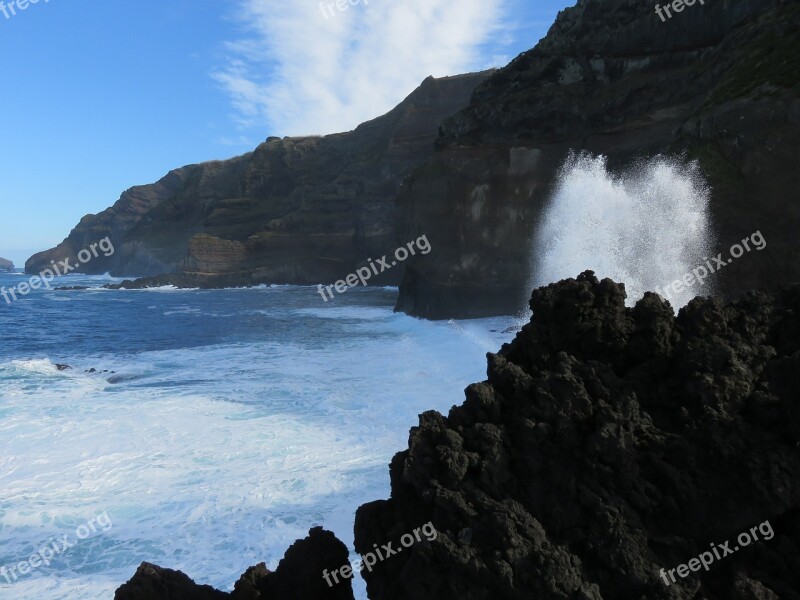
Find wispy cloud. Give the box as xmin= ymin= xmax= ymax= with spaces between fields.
xmin=214 ymin=0 xmax=510 ymax=137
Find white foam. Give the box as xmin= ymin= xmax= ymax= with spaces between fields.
xmin=529 ymin=152 xmax=714 ymax=310
xmin=0 ymin=305 xmax=515 ymax=600
xmin=10 ymin=358 xmax=67 ymax=377
xmin=292 ymin=305 xmax=394 ymax=321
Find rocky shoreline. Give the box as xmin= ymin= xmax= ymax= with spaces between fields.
xmin=114 ymin=273 xmax=800 ymax=599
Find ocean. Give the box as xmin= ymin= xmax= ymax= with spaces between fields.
xmin=0 ymin=272 xmax=515 ymax=600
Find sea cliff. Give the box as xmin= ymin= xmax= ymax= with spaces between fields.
xmin=26 ymin=72 xmax=491 ymax=288
xmin=394 ymin=0 xmax=799 ymax=317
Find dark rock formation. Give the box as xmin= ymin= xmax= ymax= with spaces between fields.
xmin=395 ymin=0 xmax=800 ymax=318
xmin=115 ymin=563 xmax=229 ymax=600
xmin=104 ymin=273 xmax=279 ymax=291
xmin=114 ymin=527 xmax=354 ymax=600
xmin=0 ymin=257 xmax=14 ymax=273
xmin=27 ymin=72 xmax=491 ymax=285
xmin=255 ymin=527 xmax=355 ymax=600
xmin=355 ymin=272 xmax=800 ymax=599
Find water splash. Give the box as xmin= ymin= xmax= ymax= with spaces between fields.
xmin=528 ymin=152 xmax=714 ymax=310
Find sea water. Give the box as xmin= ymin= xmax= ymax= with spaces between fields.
xmin=0 ymin=272 xmax=514 ymax=600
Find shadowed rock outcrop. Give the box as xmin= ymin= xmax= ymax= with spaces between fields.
xmin=115 ymin=563 xmax=229 ymax=600
xmin=114 ymin=527 xmax=354 ymax=600
xmin=355 ymin=272 xmax=800 ymax=599
xmin=0 ymin=257 xmax=15 ymax=272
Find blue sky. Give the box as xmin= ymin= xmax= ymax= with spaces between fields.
xmin=0 ymin=0 xmax=575 ymax=266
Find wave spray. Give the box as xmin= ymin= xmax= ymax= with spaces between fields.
xmin=528 ymin=152 xmax=714 ymax=310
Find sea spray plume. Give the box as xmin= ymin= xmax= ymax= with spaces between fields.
xmin=528 ymin=152 xmax=714 ymax=310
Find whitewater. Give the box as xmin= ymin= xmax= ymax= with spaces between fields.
xmin=529 ymin=152 xmax=714 ymax=310
xmin=0 ymin=274 xmax=514 ymax=600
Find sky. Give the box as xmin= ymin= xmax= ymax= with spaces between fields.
xmin=0 ymin=0 xmax=575 ymax=267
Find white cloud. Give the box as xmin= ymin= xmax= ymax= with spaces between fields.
xmin=214 ymin=0 xmax=509 ymax=137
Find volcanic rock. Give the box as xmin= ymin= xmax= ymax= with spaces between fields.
xmin=354 ymin=271 xmax=800 ymax=599
xmin=113 ymin=527 xmax=354 ymax=600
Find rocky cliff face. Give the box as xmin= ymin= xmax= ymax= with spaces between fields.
xmin=29 ymin=1 xmax=798 ymax=316
xmin=27 ymin=167 xmax=200 ymax=276
xmin=355 ymin=272 xmax=800 ymax=599
xmin=26 ymin=72 xmax=491 ymax=283
xmin=394 ymin=0 xmax=800 ymax=318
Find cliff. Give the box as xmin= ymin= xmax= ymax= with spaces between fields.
xmin=25 ymin=72 xmax=492 ymax=284
xmin=29 ymin=0 xmax=799 ymax=316
xmin=0 ymin=257 xmax=14 ymax=272
xmin=394 ymin=0 xmax=800 ymax=317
